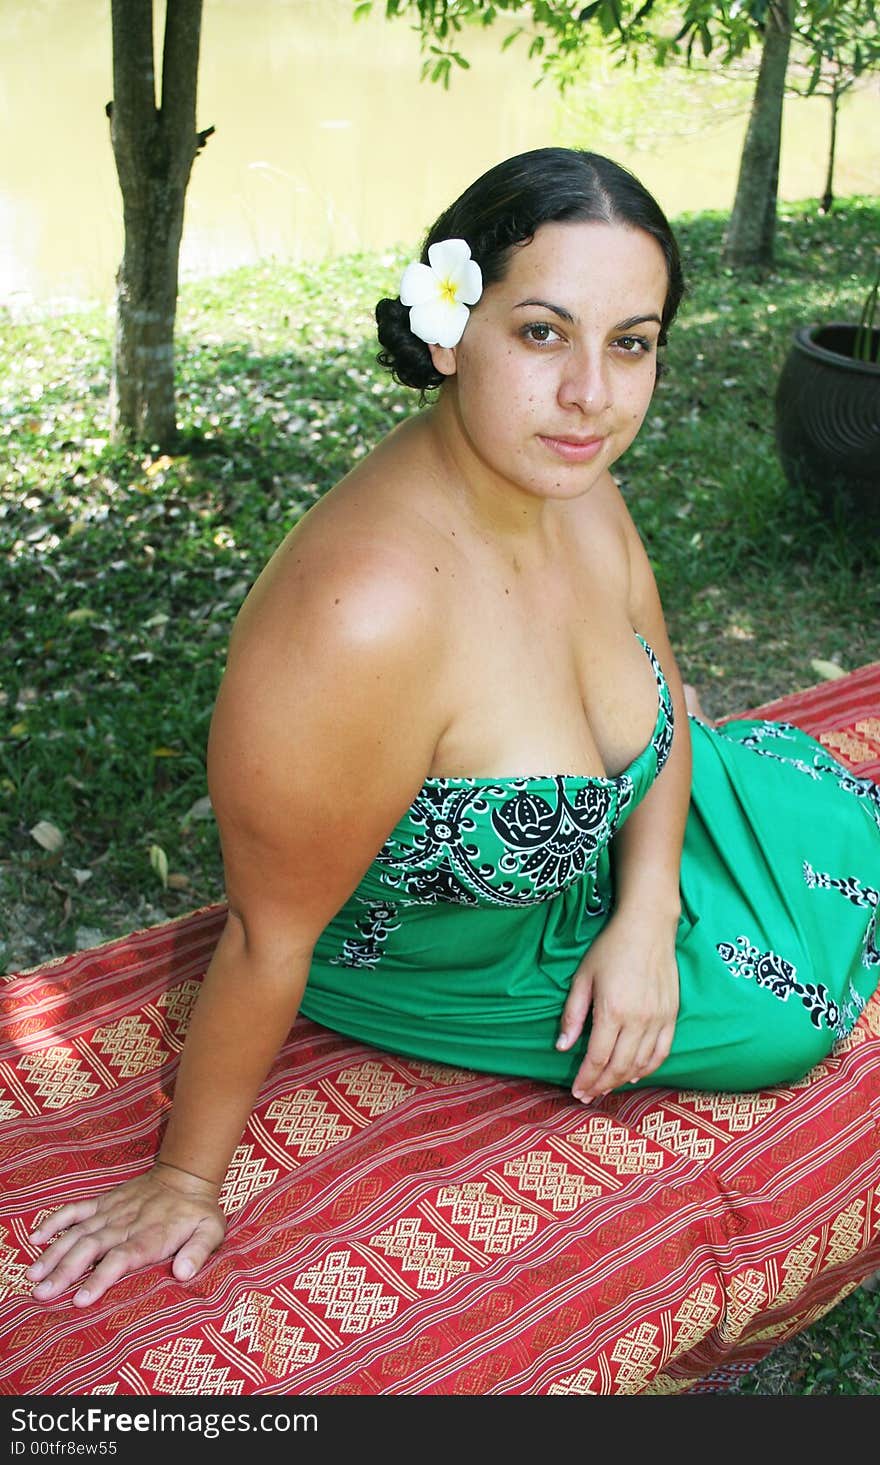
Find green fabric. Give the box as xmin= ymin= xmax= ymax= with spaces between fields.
xmin=302 ymin=641 xmax=880 ymax=1092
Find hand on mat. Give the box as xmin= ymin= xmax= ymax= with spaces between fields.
xmin=26 ymin=1163 xmax=226 ymax=1307
xmin=555 ymin=914 xmax=679 ymax=1101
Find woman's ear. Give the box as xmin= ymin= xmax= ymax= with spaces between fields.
xmin=428 ymin=343 xmax=457 ymax=377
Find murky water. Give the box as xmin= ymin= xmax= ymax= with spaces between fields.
xmin=1 ymin=0 xmax=877 ymax=310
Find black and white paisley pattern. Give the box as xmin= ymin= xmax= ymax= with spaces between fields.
xmin=370 ymin=634 xmax=669 ymax=910
xmin=330 ymin=902 xmax=401 ymax=969
xmin=376 ymin=782 xmax=525 ymax=907
xmin=491 ymin=780 xmax=623 ymax=887
xmin=734 ymin=721 xmax=822 ymax=779
xmin=835 ymin=980 xmax=868 ymax=1038
xmin=739 ymin=721 xmax=799 ymax=745
xmin=375 ymin=779 xmax=630 ymax=908
xmin=716 ymin=935 xmax=841 ymax=1031
xmin=804 ymin=863 xmax=880 ymax=969
xmin=809 ymin=754 xmax=880 ymax=832
xmin=643 ymin=639 xmax=674 ymax=775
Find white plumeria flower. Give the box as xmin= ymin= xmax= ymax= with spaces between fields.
xmin=399 ymin=238 xmax=483 ymax=349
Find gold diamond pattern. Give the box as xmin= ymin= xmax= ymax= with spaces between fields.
xmin=826 ymin=1198 xmax=866 ymax=1267
xmin=820 ymin=729 xmax=876 ymax=764
xmin=684 ymin=1092 xmax=777 ymax=1130
xmin=408 ymin=1061 xmax=474 ymax=1085
xmin=548 ymin=1366 xmax=600 ymax=1394
xmin=0 ymin=1091 xmax=20 ymax=1120
xmin=293 ymin=1250 xmax=398 ymax=1333
xmin=370 ymin=1216 xmax=470 ymax=1290
xmin=222 ymin=1291 xmax=320 ymax=1374
xmin=265 ymin=1090 xmax=353 ymax=1156
xmin=611 ymin=1320 xmax=661 ymax=1391
xmin=156 ymin=979 xmax=201 ymax=1031
xmin=565 ymin=1116 xmax=664 ymax=1174
xmin=219 ymin=1144 xmax=279 ymax=1214
xmin=435 ymin=1181 xmax=538 ymax=1252
xmin=141 ymin=1337 xmax=244 ymax=1393
xmin=640 ymin=1114 xmax=716 ymax=1162
xmin=863 ymin=999 xmax=880 ymax=1039
xmin=854 ymin=717 xmax=880 ymax=743
xmin=670 ymin=1281 xmax=719 ymax=1350
xmin=336 ymin=1061 xmax=414 ymax=1116
xmin=748 ymin=1317 xmax=800 ymax=1343
xmin=91 ymin=1014 xmax=163 ymax=1077
xmin=642 ymin=1373 xmax=692 ymax=1394
xmin=717 ymin=1266 xmax=769 ymax=1343
xmin=777 ymin=1234 xmax=821 ymax=1305
xmin=19 ymin=1046 xmax=100 ymax=1109
xmin=0 ymin=1225 xmax=31 ymax=1302
xmin=503 ymin=1150 xmax=601 ymax=1212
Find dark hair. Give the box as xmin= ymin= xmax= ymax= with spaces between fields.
xmin=375 ymin=146 xmax=685 ymax=391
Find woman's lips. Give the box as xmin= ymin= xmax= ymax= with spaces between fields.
xmin=538 ymin=433 xmax=605 ymax=463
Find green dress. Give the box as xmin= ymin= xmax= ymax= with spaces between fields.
xmin=301 ymin=637 xmax=880 ymax=1091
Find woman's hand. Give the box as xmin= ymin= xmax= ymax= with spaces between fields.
xmin=26 ymin=1163 xmax=226 ymax=1308
xmin=556 ymin=912 xmax=680 ymax=1101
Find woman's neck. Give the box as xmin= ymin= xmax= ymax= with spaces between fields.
xmin=425 ymin=390 xmax=563 ymax=554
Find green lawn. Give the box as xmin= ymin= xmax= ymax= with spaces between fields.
xmin=1 ymin=199 xmax=878 ymax=1391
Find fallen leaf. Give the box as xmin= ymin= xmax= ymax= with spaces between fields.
xmin=810 ymin=658 xmax=847 ymax=681
xmin=149 ymin=844 xmax=169 ymax=888
xmin=167 ymin=872 xmax=191 ymax=890
xmin=181 ymin=795 xmax=213 ymax=823
xmin=30 ymin=820 xmax=64 ymax=853
xmin=144 ymin=454 xmax=174 ymax=477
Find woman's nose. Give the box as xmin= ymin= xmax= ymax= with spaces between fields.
xmin=557 ymin=348 xmax=610 ymax=413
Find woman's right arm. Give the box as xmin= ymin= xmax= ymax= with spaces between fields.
xmin=27 ymin=540 xmax=443 ymax=1307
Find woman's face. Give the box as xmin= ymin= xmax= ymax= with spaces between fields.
xmin=431 ymin=219 xmax=668 ymax=503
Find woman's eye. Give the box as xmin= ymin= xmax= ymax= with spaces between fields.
xmin=522 ymin=322 xmax=561 ymax=345
xmin=615 ymin=335 xmax=652 ymax=355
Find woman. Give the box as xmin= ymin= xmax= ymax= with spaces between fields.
xmin=27 ymin=148 xmax=880 ymax=1308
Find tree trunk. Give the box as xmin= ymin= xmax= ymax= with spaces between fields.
xmin=109 ymin=0 xmax=206 ymax=447
xmin=820 ymin=77 xmax=840 ymax=215
xmin=722 ymin=0 xmax=793 ymax=269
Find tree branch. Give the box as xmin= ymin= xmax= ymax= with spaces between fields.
xmin=161 ymin=0 xmax=203 ymax=146
xmin=110 ymin=0 xmax=156 ymax=158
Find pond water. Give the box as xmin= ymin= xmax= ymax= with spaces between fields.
xmin=1 ymin=0 xmax=877 ymax=311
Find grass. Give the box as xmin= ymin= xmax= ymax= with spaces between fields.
xmin=1 ymin=199 xmax=879 ymax=1392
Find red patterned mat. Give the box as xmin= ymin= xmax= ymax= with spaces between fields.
xmin=1 ymin=666 xmax=879 ymax=1396
xmin=735 ymin=659 xmax=880 ymax=781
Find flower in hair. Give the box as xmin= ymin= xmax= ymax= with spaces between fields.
xmin=399 ymin=238 xmax=483 ymax=349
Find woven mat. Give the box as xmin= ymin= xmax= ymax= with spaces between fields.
xmin=735 ymin=659 xmax=880 ymax=781
xmin=1 ymin=664 xmax=878 ymax=1396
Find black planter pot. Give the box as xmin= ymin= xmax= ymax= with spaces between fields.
xmin=774 ymin=323 xmax=880 ymax=523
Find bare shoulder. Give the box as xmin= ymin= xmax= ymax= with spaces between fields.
xmin=208 ymin=470 xmax=449 ymax=949
xmin=231 ymin=416 xmax=453 ymax=662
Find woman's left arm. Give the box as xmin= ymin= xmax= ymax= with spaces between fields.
xmin=556 ymin=499 xmax=692 ymax=1100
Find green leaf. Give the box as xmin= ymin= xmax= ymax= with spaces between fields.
xmin=149 ymin=843 xmax=169 ymax=888
xmin=810 ymin=659 xmax=847 ymax=681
